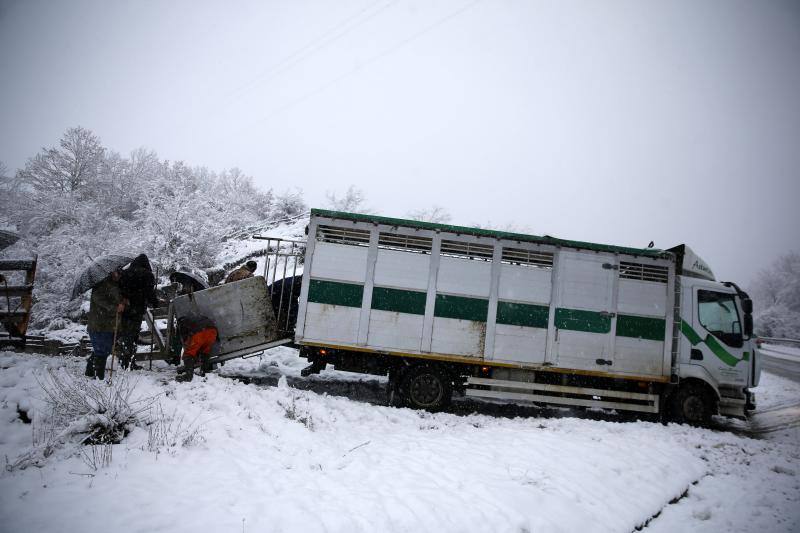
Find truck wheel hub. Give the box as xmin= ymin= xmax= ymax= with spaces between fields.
xmin=410 ymin=374 xmax=442 ymax=406
xmin=683 ymin=395 xmax=705 ymax=421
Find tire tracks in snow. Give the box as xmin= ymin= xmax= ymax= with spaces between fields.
xmin=634 ymin=478 xmax=703 ymax=532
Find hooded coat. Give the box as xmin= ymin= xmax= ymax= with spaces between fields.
xmin=119 ymin=254 xmax=158 ymax=318
xmin=119 ymin=254 xmax=158 ymax=335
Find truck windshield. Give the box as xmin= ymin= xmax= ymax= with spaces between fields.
xmin=698 ymin=290 xmax=742 ymax=347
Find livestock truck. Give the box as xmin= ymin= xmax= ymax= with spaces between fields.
xmin=174 ymin=209 xmax=760 ymax=425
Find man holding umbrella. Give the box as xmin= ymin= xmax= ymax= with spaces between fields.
xmin=84 ymin=269 xmax=126 ymax=379
xmin=72 ymin=253 xmax=135 ymax=380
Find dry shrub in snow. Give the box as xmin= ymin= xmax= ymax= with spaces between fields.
xmin=37 ymin=368 xmax=151 ymax=445
xmin=146 ymin=401 xmax=204 ymax=453
xmin=6 ymin=368 xmax=153 ymax=471
xmin=276 ymin=378 xmax=315 ymax=430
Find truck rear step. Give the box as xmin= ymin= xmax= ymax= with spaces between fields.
xmin=466 ymin=377 xmax=659 ymax=413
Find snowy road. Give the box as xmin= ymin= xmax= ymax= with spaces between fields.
xmin=1 ymin=350 xmax=798 ymax=533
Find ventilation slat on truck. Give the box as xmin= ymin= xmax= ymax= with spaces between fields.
xmin=501 ymin=247 xmax=554 ymax=269
xmin=378 ymin=232 xmax=432 ymax=254
xmin=619 ymin=261 xmax=669 ymax=283
xmin=440 ymin=240 xmax=494 ymax=261
xmin=316 ymin=225 xmax=371 ymax=247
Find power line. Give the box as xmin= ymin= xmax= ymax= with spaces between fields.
xmin=222 ymin=0 xmax=484 ymax=142
xmin=221 ymin=0 xmax=400 ymax=106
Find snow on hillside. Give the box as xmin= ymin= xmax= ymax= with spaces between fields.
xmin=213 ymin=215 xmax=308 ymax=284
xmin=1 ymin=351 xmax=798 ymax=533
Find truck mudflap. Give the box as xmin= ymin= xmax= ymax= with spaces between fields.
xmin=171 ymin=276 xmax=288 ymax=362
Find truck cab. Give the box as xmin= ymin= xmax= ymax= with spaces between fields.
xmin=670 ymin=245 xmax=758 ymax=422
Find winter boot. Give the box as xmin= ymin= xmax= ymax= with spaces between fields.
xmin=84 ymin=357 xmax=95 ymax=378
xmin=93 ymin=356 xmax=106 ymax=380
xmin=176 ymin=357 xmax=195 ymax=383
xmin=199 ymin=354 xmax=213 ymax=377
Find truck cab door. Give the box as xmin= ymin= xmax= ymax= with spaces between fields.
xmin=684 ymin=287 xmax=750 ymax=387
xmin=551 ymin=251 xmax=616 ymax=371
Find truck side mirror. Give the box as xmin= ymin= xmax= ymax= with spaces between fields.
xmin=744 ymin=314 xmax=753 ymax=337
xmin=742 ymin=298 xmax=753 ymax=314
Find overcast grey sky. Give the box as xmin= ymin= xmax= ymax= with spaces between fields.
xmin=1 ymin=0 xmax=798 ymax=286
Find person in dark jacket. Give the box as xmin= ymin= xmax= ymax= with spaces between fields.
xmin=175 ymin=312 xmax=218 ymax=382
xmin=85 ymin=271 xmax=125 ymax=380
xmin=118 ymin=254 xmax=158 ymax=370
xmin=225 ymin=260 xmax=257 ymax=284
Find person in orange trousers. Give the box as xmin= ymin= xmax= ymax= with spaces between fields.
xmin=176 ymin=312 xmax=218 ymax=382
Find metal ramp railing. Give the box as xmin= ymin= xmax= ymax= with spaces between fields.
xmin=253 ymin=235 xmax=305 ymax=338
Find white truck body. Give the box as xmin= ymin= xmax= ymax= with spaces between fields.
xmin=293 ymin=209 xmax=757 ymax=420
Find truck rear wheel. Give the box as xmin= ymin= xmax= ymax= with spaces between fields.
xmin=399 ymin=364 xmax=452 ymax=411
xmin=669 ymin=384 xmax=713 ymax=426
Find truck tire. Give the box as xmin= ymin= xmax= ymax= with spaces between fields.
xmin=399 ymin=364 xmax=452 ymax=411
xmin=668 ymin=384 xmax=713 ymax=426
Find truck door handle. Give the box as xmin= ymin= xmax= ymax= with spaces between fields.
xmin=602 ymin=263 xmax=618 ymax=270
xmin=690 ymin=349 xmax=703 ymax=361
xmin=599 ymin=311 xmax=616 ymax=318
xmin=595 ymin=359 xmax=613 ymax=366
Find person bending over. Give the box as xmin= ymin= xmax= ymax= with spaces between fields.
xmin=175 ymin=312 xmax=218 ymax=383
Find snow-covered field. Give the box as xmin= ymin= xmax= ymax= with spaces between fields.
xmin=1 ymin=350 xmax=798 ymax=533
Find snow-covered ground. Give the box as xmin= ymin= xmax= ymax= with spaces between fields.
xmin=1 ymin=350 xmax=798 ymax=533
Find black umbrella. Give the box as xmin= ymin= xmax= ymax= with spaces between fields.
xmin=0 ymin=229 xmax=20 ymax=251
xmin=70 ymin=253 xmax=136 ymax=300
xmin=169 ymin=270 xmax=209 ymax=292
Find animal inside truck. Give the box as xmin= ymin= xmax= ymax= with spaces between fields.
xmin=170 ymin=209 xmax=759 ymax=425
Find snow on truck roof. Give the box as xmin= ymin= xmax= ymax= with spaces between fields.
xmin=311 ymin=208 xmax=673 ymax=260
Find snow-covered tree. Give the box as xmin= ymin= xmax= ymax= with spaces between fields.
xmin=751 ymin=251 xmax=800 ymax=338
xmin=3 ymin=127 xmax=305 ymax=329
xmin=273 ymin=188 xmax=307 ymax=220
xmin=325 ymin=185 xmax=374 ymax=214
xmin=17 ymin=126 xmax=105 ymax=194
xmin=407 ymin=206 xmax=452 ymax=224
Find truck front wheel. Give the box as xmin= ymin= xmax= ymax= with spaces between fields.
xmin=669 ymin=384 xmax=714 ymax=426
xmin=399 ymin=364 xmax=453 ymax=411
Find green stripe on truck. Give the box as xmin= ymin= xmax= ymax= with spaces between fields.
xmin=616 ymin=315 xmax=666 ymax=341
xmin=680 ymin=319 xmax=746 ymax=367
xmin=307 ymin=279 xmax=364 ymax=308
xmin=434 ymin=294 xmax=489 ymax=322
xmin=371 ymin=286 xmax=427 ymax=315
xmin=554 ymin=308 xmax=611 ymax=334
xmin=496 ymin=301 xmax=549 ymax=328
